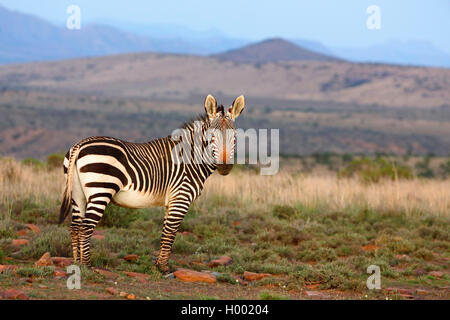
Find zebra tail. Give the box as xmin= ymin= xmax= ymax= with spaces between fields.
xmin=59 ymin=144 xmax=81 ymax=224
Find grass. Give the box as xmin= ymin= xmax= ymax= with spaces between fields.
xmin=0 ymin=157 xmax=449 ymax=299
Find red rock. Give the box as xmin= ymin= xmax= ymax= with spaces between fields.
xmin=16 ymin=230 xmax=28 ymax=236
xmin=174 ymin=268 xmax=217 ymax=284
xmin=51 ymin=257 xmax=73 ymax=267
xmin=415 ymin=289 xmax=428 ymax=295
xmin=124 ymin=271 xmax=150 ymax=282
xmin=126 ymin=294 xmax=135 ymax=300
xmin=123 ymin=254 xmax=139 ymax=262
xmin=12 ymin=239 xmax=29 ymax=246
xmin=429 ymin=271 xmax=444 ymax=278
xmin=0 ymin=265 xmax=18 ymax=273
xmin=54 ymin=270 xmax=67 ymax=278
xmin=25 ymin=224 xmax=40 ymax=234
xmin=93 ymin=268 xmax=118 ymax=279
xmin=305 ymin=283 xmax=320 ymax=290
xmin=0 ymin=289 xmax=29 ymax=300
xmin=208 ymin=256 xmax=233 ymax=268
xmin=400 ymin=293 xmax=414 ymax=299
xmin=105 ymin=287 xmax=118 ymax=295
xmin=181 ymin=231 xmax=194 ymax=236
xmin=243 ymin=271 xmax=271 ymax=281
xmin=232 ymin=221 xmax=242 ymax=226
xmin=231 ymin=275 xmax=248 ymax=286
xmin=35 ymin=252 xmax=53 ymax=267
xmin=362 ymin=244 xmax=379 ymax=252
xmin=119 ymin=291 xmax=128 ymax=297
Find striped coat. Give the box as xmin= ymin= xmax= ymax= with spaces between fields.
xmin=59 ymin=94 xmax=245 ymax=272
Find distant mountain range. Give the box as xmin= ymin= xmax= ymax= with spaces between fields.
xmin=0 ymin=5 xmax=449 ymax=68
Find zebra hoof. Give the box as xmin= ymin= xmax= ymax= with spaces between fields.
xmin=155 ymin=262 xmax=170 ymax=274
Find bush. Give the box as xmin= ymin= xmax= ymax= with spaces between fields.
xmin=47 ymin=153 xmax=65 ymax=169
xmin=339 ymin=157 xmax=413 ymax=183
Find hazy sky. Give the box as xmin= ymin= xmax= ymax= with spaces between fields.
xmin=1 ymin=0 xmax=449 ymax=52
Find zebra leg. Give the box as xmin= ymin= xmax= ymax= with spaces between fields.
xmin=70 ymin=201 xmax=83 ymax=263
xmin=79 ymin=196 xmax=111 ymax=266
xmin=156 ymin=202 xmax=189 ymax=273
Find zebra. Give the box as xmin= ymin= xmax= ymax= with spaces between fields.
xmin=59 ymin=94 xmax=245 ymax=273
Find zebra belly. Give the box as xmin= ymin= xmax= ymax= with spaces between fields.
xmin=112 ymin=189 xmax=166 ymax=208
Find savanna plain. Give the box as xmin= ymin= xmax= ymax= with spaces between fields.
xmin=0 ymin=154 xmax=449 ymax=300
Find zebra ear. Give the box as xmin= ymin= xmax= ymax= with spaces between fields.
xmin=230 ymin=95 xmax=245 ymax=119
xmin=204 ymin=94 xmax=217 ymax=118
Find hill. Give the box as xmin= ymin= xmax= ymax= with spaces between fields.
xmin=0 ymin=52 xmax=449 ymax=158
xmin=213 ymin=38 xmax=340 ymax=63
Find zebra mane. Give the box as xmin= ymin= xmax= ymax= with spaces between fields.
xmin=180 ymin=113 xmax=210 ymax=130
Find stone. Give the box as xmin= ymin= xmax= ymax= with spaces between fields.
xmin=124 ymin=271 xmax=150 ymax=282
xmin=243 ymin=271 xmax=271 ymax=281
xmin=0 ymin=265 xmax=18 ymax=273
xmin=123 ymin=254 xmax=139 ymax=262
xmin=51 ymin=257 xmax=73 ymax=267
xmin=126 ymin=294 xmax=135 ymax=300
xmin=361 ymin=244 xmax=379 ymax=252
xmin=429 ymin=271 xmax=444 ymax=278
xmin=93 ymin=268 xmax=118 ymax=279
xmin=304 ymin=290 xmax=329 ymax=298
xmin=12 ymin=239 xmax=29 ymax=246
xmin=119 ymin=291 xmax=128 ymax=297
xmin=35 ymin=252 xmax=53 ymax=267
xmin=415 ymin=289 xmax=428 ymax=295
xmin=231 ymin=275 xmax=248 ymax=286
xmin=105 ymin=287 xmax=118 ymax=295
xmin=305 ymin=284 xmax=320 ymax=290
xmin=0 ymin=289 xmax=29 ymax=300
xmin=16 ymin=230 xmax=28 ymax=236
xmin=25 ymin=224 xmax=40 ymax=234
xmin=208 ymin=256 xmax=233 ymax=268
xmin=174 ymin=268 xmax=217 ymax=284
xmin=54 ymin=270 xmax=67 ymax=278
xmin=164 ymin=273 xmax=175 ymax=279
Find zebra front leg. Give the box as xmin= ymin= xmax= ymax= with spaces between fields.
xmin=156 ymin=203 xmax=188 ymax=273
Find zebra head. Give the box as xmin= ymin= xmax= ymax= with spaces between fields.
xmin=204 ymin=94 xmax=245 ymax=176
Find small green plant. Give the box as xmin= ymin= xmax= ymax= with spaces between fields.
xmin=259 ymin=290 xmax=290 ymax=300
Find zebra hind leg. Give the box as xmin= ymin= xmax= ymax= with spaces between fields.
xmin=79 ymin=196 xmax=111 ymax=266
xmin=70 ymin=200 xmax=83 ymax=263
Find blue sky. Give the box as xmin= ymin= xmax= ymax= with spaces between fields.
xmin=1 ymin=0 xmax=449 ymax=52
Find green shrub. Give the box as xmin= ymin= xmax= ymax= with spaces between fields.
xmin=272 ymin=205 xmax=297 ymax=220
xmin=46 ymin=153 xmax=65 ymax=168
xmin=339 ymin=157 xmax=413 ymax=183
xmin=22 ymin=157 xmax=45 ymax=168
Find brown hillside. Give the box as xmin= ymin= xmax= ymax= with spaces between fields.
xmin=212 ymin=38 xmax=340 ymax=63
